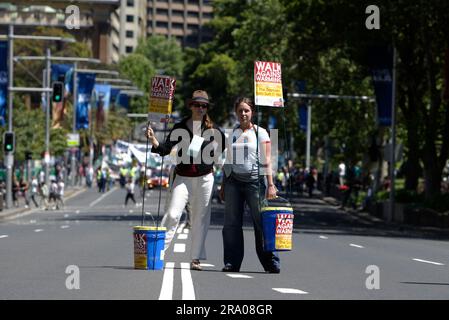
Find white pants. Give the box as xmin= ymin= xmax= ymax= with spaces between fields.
xmin=162 ymin=173 xmax=214 ymax=260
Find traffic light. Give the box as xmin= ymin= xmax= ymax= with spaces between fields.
xmin=3 ymin=131 xmax=15 ymax=153
xmin=52 ymin=81 xmax=64 ymax=103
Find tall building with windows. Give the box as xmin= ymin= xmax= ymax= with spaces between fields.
xmin=147 ymin=0 xmax=213 ymax=47
xmin=110 ymin=0 xmax=147 ymax=63
xmin=110 ymin=0 xmax=213 ymax=63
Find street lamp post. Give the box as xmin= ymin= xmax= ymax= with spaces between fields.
xmin=72 ymin=61 xmax=78 ymax=187
xmin=6 ymin=25 xmax=14 ymax=209
xmin=4 ymin=26 xmax=75 ymax=208
xmin=287 ymin=92 xmax=375 ymax=174
xmin=45 ymin=48 xmax=51 ymax=189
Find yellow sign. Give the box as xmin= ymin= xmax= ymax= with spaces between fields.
xmin=148 ymin=75 xmax=176 ymax=122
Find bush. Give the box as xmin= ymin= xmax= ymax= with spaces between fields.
xmin=395 ymin=189 xmax=425 ymax=203
xmin=423 ymin=193 xmax=449 ymax=213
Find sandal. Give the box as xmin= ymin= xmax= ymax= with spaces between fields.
xmin=190 ymin=259 xmax=203 ymax=271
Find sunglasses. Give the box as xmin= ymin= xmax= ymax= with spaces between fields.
xmin=192 ymin=103 xmax=209 ymax=109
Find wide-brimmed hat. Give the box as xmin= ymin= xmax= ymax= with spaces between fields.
xmin=188 ymin=90 xmax=212 ymax=106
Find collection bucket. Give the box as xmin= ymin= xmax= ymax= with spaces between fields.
xmin=133 ymin=226 xmax=166 ymax=270
xmin=261 ymin=197 xmax=294 ymax=252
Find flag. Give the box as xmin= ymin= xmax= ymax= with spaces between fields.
xmin=368 ymin=46 xmax=394 ymax=126
xmin=51 ymin=64 xmax=73 ymax=128
xmin=76 ymin=72 xmax=96 ymax=130
xmin=0 ymin=41 xmax=8 ymax=127
xmin=93 ymin=84 xmax=111 ymax=131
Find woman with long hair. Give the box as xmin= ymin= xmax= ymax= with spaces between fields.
xmin=146 ymin=90 xmax=225 ymax=271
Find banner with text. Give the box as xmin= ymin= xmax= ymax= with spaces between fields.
xmin=368 ymin=46 xmax=394 ymax=127
xmin=254 ymin=61 xmax=284 ymax=107
xmin=148 ymin=75 xmax=176 ymax=123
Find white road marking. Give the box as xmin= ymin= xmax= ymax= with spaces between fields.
xmin=63 ymin=214 xmax=69 ymax=218
xmin=226 ymin=274 xmax=253 ymax=279
xmin=412 ymin=258 xmax=445 ymax=266
xmin=177 ymin=234 xmax=188 ymax=240
xmin=183 ymin=229 xmax=189 ymax=234
xmin=159 ymin=262 xmax=175 ymax=300
xmin=177 ymin=223 xmax=186 ymax=234
xmin=174 ymin=243 xmax=186 ymax=253
xmin=89 ymin=187 xmax=116 ymax=207
xmin=129 ymin=210 xmax=134 ymax=213
xmin=349 ymin=244 xmax=364 ymax=248
xmin=75 ymin=210 xmax=80 ymax=214
xmin=34 ymin=229 xmax=44 ymax=233
xmin=319 ymin=236 xmax=328 ymax=239
xmin=0 ymin=235 xmax=9 ymax=239
xmin=200 ymin=263 xmax=215 ymax=268
xmin=180 ymin=262 xmax=196 ymax=300
xmin=29 ymin=220 xmax=37 ymax=224
xmin=60 ymin=225 xmax=70 ymax=229
xmin=272 ymin=288 xmax=308 ymax=295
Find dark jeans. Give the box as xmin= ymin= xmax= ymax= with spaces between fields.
xmin=222 ymin=175 xmax=280 ymax=271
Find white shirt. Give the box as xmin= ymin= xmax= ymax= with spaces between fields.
xmin=224 ymin=124 xmax=270 ymax=180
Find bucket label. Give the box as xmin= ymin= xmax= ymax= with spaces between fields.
xmin=134 ymin=233 xmax=148 ymax=269
xmin=275 ymin=213 xmax=294 ymax=250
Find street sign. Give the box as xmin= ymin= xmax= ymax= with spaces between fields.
xmin=67 ymin=133 xmax=80 ymax=147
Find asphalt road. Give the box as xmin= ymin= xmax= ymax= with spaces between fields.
xmin=1 ymin=185 xmax=449 ymax=300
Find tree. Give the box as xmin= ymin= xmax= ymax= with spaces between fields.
xmin=283 ymin=0 xmax=449 ymax=198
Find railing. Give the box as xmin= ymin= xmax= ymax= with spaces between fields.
xmin=0 ymin=11 xmax=93 ymax=27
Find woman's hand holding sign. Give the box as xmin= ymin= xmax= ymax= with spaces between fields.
xmin=146 ymin=125 xmax=159 ymax=148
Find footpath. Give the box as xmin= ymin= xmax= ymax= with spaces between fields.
xmin=283 ymin=189 xmax=449 ymax=239
xmin=0 ymin=186 xmax=86 ymax=223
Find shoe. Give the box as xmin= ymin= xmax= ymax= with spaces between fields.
xmin=222 ymin=263 xmax=239 ymax=272
xmin=190 ymin=260 xmax=202 ymax=271
xmin=265 ymin=267 xmax=280 ymax=274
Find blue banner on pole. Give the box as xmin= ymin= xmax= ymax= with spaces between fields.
xmin=268 ymin=115 xmax=277 ymax=129
xmin=110 ymin=88 xmax=120 ymax=106
xmin=0 ymin=41 xmax=8 ymax=127
xmin=51 ymin=64 xmax=73 ymax=83
xmin=93 ymin=84 xmax=111 ymax=130
xmin=117 ymin=93 xmax=130 ymax=110
xmin=299 ymin=104 xmax=308 ymax=132
xmin=76 ymin=72 xmax=96 ymax=130
xmin=369 ymin=46 xmax=393 ymax=126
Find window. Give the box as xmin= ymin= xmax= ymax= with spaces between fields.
xmin=126 ymin=46 xmax=133 ymax=53
xmin=126 ymin=15 xmax=134 ymax=22
xmin=187 ymin=11 xmax=199 ymax=18
xmin=126 ymin=0 xmax=134 ymax=7
xmin=156 ymin=8 xmax=168 ymax=15
xmin=172 ymin=23 xmax=183 ymax=29
xmin=156 ymin=21 xmax=168 ymax=28
xmin=188 ymin=0 xmax=198 ymax=4
xmin=187 ymin=24 xmax=199 ymax=31
xmin=203 ymin=12 xmax=213 ymax=19
xmin=126 ymin=30 xmax=134 ymax=38
xmin=172 ymin=10 xmax=184 ymax=17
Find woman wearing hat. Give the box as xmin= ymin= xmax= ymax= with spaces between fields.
xmin=146 ymin=90 xmax=225 ymax=271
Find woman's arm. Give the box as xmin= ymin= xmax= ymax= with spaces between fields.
xmin=262 ymin=141 xmax=277 ymax=199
